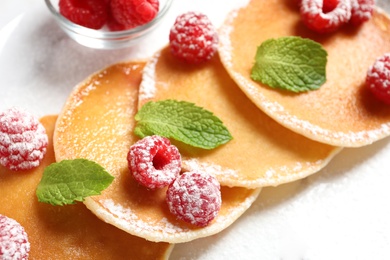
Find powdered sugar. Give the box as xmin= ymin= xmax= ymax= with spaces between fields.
xmin=366 ymin=53 xmax=390 ymax=104
xmin=300 ymin=0 xmax=352 ymax=33
xmin=351 ymin=0 xmax=375 ymax=24
xmin=218 ymin=9 xmax=238 ymax=72
xmin=166 ymin=171 xmax=221 ymax=227
xmin=367 ymin=53 xmax=390 ymax=80
xmin=0 ymin=107 xmax=48 ymax=171
xmin=218 ymin=7 xmax=390 ymax=147
xmin=169 ymin=11 xmax=219 ymax=64
xmin=139 ymin=52 xmax=159 ymax=102
xmin=182 ymin=155 xmax=341 ymax=188
xmin=89 ymin=184 xmax=259 ymax=243
xmin=128 ymin=135 xmax=181 ymax=189
xmin=182 ymin=158 xmax=239 ymax=179
xmin=0 ymin=214 xmax=30 ymax=260
xmin=233 ymin=71 xmax=390 ymax=146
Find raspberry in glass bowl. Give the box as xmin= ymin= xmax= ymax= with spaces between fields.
xmin=44 ymin=0 xmax=173 ymax=49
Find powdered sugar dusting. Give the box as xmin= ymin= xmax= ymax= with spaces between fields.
xmin=351 ymin=0 xmax=375 ymax=24
xmin=218 ymin=9 xmax=238 ymax=69
xmin=301 ymin=0 xmax=352 ymax=21
xmin=367 ymin=53 xmax=390 ymax=90
xmin=0 ymin=107 xmax=48 ymax=171
xmin=166 ymin=171 xmax=221 ymax=227
xmin=0 ymin=214 xmax=30 ymax=260
xmin=182 ymin=158 xmax=239 ymax=180
xmin=232 ymin=71 xmax=390 ymax=147
xmin=129 ymin=135 xmax=181 ymax=189
xmin=218 ymin=10 xmax=390 ymax=147
xmin=100 ymin=199 xmax=189 ymax=236
xmin=365 ymin=52 xmax=390 ymax=105
xmin=169 ymin=12 xmax=219 ymax=63
xmin=183 ymin=154 xmax=341 ymax=188
xmin=300 ymin=0 xmax=352 ymax=33
xmin=89 ymin=186 xmax=259 ymax=243
xmin=139 ymin=52 xmax=160 ymax=102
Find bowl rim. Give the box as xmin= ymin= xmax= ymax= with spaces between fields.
xmin=44 ymin=0 xmax=173 ymax=39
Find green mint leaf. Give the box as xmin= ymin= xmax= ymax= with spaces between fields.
xmin=134 ymin=100 xmax=233 ymax=149
xmin=251 ymin=36 xmax=327 ymax=92
xmin=36 ymin=159 xmax=114 ymax=206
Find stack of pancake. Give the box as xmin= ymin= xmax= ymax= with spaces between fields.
xmin=1 ymin=0 xmax=390 ymax=258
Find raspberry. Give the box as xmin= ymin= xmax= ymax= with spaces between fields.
xmin=366 ymin=53 xmax=390 ymax=105
xmin=128 ymin=135 xmax=181 ymax=189
xmin=169 ymin=12 xmax=219 ymax=64
xmin=323 ymin=0 xmax=340 ymax=12
xmin=59 ymin=0 xmax=109 ymax=29
xmin=0 ymin=107 xmax=48 ymax=171
xmin=107 ymin=14 xmax=133 ymax=31
xmin=350 ymin=0 xmax=375 ymax=25
xmin=166 ymin=171 xmax=222 ymax=227
xmin=0 ymin=214 xmax=30 ymax=260
xmin=110 ymin=0 xmax=159 ymax=28
xmin=300 ymin=0 xmax=352 ymax=33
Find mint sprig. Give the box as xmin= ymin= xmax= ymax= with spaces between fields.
xmin=134 ymin=100 xmax=233 ymax=149
xmin=251 ymin=36 xmax=327 ymax=92
xmin=36 ymin=159 xmax=114 ymax=206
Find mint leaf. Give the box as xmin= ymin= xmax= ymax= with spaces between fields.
xmin=251 ymin=36 xmax=327 ymax=92
xmin=134 ymin=100 xmax=232 ymax=149
xmin=36 ymin=159 xmax=114 ymax=206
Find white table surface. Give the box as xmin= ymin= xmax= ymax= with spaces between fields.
xmin=1 ymin=1 xmax=390 ymax=259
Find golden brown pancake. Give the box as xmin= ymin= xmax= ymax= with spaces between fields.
xmin=0 ymin=115 xmax=173 ymax=260
xmin=138 ymin=46 xmax=341 ymax=188
xmin=218 ymin=0 xmax=390 ymax=147
xmin=53 ymin=62 xmax=260 ymax=243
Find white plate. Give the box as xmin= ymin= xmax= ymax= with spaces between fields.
xmin=1 ymin=1 xmax=390 ymax=259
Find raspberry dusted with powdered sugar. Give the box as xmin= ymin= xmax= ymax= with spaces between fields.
xmin=0 ymin=214 xmax=30 ymax=260
xmin=166 ymin=171 xmax=222 ymax=227
xmin=0 ymin=107 xmax=48 ymax=171
xmin=110 ymin=0 xmax=159 ymax=29
xmin=366 ymin=53 xmax=390 ymax=105
xmin=169 ymin=12 xmax=219 ymax=64
xmin=350 ymin=0 xmax=375 ymax=25
xmin=300 ymin=0 xmax=352 ymax=33
xmin=128 ymin=135 xmax=181 ymax=189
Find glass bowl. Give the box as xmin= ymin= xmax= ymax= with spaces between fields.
xmin=44 ymin=0 xmax=173 ymax=49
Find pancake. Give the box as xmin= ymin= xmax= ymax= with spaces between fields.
xmin=218 ymin=0 xmax=390 ymax=147
xmin=138 ymin=46 xmax=341 ymax=188
xmin=0 ymin=115 xmax=173 ymax=260
xmin=53 ymin=61 xmax=261 ymax=243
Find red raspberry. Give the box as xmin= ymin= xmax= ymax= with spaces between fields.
xmin=110 ymin=0 xmax=159 ymax=28
xmin=128 ymin=135 xmax=181 ymax=189
xmin=106 ymin=8 xmax=135 ymax=31
xmin=366 ymin=53 xmax=390 ymax=105
xmin=166 ymin=171 xmax=222 ymax=227
xmin=323 ymin=0 xmax=340 ymax=12
xmin=107 ymin=14 xmax=133 ymax=31
xmin=300 ymin=0 xmax=352 ymax=33
xmin=0 ymin=108 xmax=48 ymax=171
xmin=0 ymin=214 xmax=30 ymax=260
xmin=350 ymin=0 xmax=375 ymax=25
xmin=169 ymin=12 xmax=219 ymax=64
xmin=59 ymin=0 xmax=109 ymax=29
